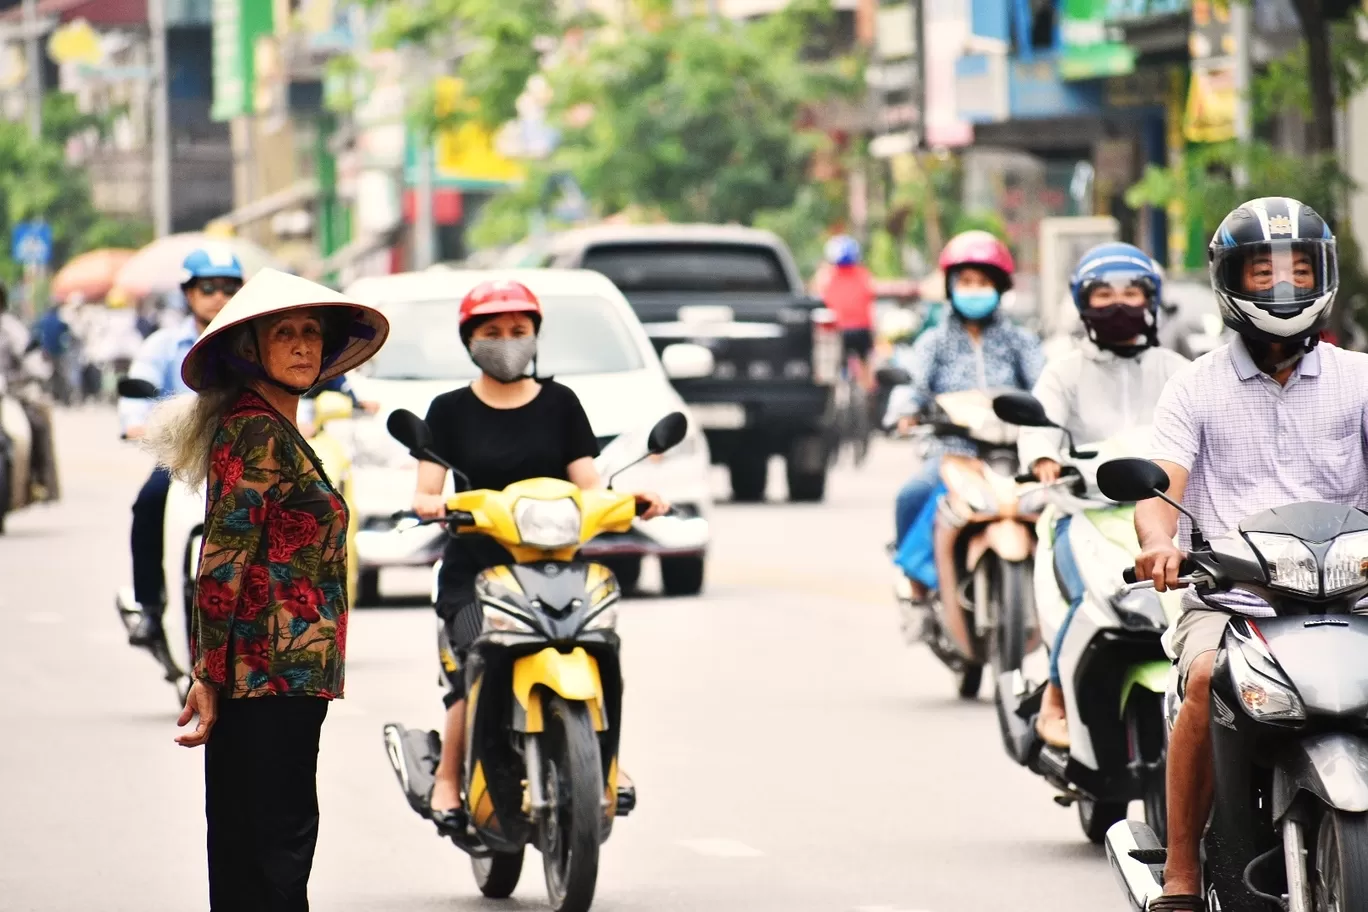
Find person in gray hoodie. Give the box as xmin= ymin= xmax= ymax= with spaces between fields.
xmin=1018 ymin=242 xmax=1189 ymax=748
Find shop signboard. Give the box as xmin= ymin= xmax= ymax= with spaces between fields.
xmin=1008 ymin=56 xmax=1103 ymax=118
xmin=212 ymin=0 xmax=274 ymax=121
xmin=1059 ymin=0 xmax=1136 ymax=80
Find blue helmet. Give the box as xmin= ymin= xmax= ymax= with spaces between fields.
xmin=180 ymin=243 xmax=244 ymax=287
xmin=1069 ymin=242 xmax=1162 ymax=313
xmin=824 ymin=235 xmax=861 ymax=267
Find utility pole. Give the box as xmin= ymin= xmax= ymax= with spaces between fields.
xmin=22 ymin=0 xmax=40 ymax=139
xmin=414 ymin=136 xmax=435 ymax=268
xmin=1230 ymin=0 xmax=1252 ymax=189
xmin=148 ymin=0 xmax=172 ymax=237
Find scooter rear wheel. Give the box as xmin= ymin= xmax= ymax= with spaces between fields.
xmin=473 ymin=848 xmax=525 ymax=898
xmin=1078 ymin=797 xmax=1127 ymax=845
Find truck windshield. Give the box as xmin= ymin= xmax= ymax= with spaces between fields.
xmin=581 ymin=243 xmax=789 ymax=293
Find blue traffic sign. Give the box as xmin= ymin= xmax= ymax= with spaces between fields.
xmin=12 ymin=221 xmax=52 ymax=267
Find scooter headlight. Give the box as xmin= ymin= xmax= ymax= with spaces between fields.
xmin=1226 ymin=622 xmax=1305 ymax=722
xmin=582 ymin=605 xmax=619 ymax=631
xmin=1323 ymin=531 xmax=1368 ymax=594
xmin=1245 ymin=532 xmax=1320 ymax=595
xmin=513 ymin=497 xmax=582 ymax=549
xmin=481 ymin=602 xmax=535 ymax=634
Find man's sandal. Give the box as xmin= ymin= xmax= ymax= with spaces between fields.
xmin=1146 ymin=895 xmax=1206 ymax=911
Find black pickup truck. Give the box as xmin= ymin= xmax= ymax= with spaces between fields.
xmin=507 ymin=224 xmax=841 ymax=502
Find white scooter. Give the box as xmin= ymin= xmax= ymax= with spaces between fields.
xmin=0 ymin=348 xmax=61 ymax=533
xmin=991 ymin=392 xmax=1181 ymax=844
xmin=114 ymin=378 xmax=360 ymax=704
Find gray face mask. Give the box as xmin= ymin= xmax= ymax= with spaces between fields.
xmin=469 ymin=337 xmax=537 ymax=383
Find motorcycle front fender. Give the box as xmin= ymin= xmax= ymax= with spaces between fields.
xmin=512 ymin=647 xmax=607 ymax=734
xmin=967 ymin=518 xmax=1035 ymax=568
xmin=1272 ymin=732 xmax=1368 ymax=822
xmin=1118 ymin=659 xmax=1171 ymax=718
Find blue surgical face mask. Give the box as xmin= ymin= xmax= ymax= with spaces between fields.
xmin=950 ymin=288 xmax=1000 ymax=321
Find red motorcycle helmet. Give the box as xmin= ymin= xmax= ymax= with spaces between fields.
xmin=458 ymin=279 xmax=544 ymax=344
xmin=938 ymin=231 xmax=1015 ymax=297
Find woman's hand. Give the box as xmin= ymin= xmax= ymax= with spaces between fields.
xmin=413 ymin=492 xmax=448 ymax=520
xmin=896 ymin=415 xmax=918 ymax=436
xmin=175 ymin=681 xmax=219 ymax=748
xmin=634 ymin=491 xmax=670 ymax=520
xmin=1032 ymin=459 xmax=1062 ymax=484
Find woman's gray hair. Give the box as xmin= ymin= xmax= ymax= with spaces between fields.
xmin=143 ymin=323 xmax=259 ymax=488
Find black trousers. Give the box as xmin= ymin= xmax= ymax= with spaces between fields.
xmin=205 ymin=696 xmax=329 ymax=912
xmin=131 ymin=465 xmax=171 ymax=608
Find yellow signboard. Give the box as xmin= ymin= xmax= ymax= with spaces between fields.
xmin=433 ymin=77 xmax=525 ymax=184
xmin=48 ymin=19 xmax=102 ymax=67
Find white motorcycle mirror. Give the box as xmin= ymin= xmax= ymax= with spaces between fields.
xmin=991 ymin=391 xmax=1098 ymax=459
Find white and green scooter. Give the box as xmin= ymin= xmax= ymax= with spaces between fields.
xmin=991 ymin=392 xmax=1182 ymax=845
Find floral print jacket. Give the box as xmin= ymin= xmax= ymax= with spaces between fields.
xmin=191 ymin=390 xmax=350 ymax=699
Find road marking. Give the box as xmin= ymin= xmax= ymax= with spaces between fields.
xmin=25 ymin=612 xmax=63 ymax=625
xmin=676 ymin=838 xmax=764 ymax=857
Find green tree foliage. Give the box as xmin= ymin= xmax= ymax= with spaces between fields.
xmin=0 ymin=93 xmax=150 ymax=285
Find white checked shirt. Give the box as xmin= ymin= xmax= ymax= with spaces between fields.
xmin=1150 ymin=337 xmax=1368 ymax=617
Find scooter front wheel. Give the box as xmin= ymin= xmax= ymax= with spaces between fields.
xmin=540 ymin=695 xmax=604 ymax=912
xmin=473 ymin=847 xmax=525 ymax=898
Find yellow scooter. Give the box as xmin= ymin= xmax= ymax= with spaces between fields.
xmin=382 ymin=407 xmax=687 ymax=912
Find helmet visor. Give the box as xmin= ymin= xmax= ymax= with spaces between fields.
xmin=1214 ymin=239 xmax=1337 ymax=311
xmin=1079 ymin=269 xmax=1158 ymax=306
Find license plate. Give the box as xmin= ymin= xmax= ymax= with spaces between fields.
xmin=691 ymin=403 xmax=747 ymax=429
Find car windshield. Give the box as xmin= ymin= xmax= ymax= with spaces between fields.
xmin=364 ymin=294 xmax=645 ymax=381
xmin=580 ymin=243 xmax=789 ymax=293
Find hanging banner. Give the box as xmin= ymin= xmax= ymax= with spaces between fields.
xmin=1059 ymin=0 xmax=1136 ymax=80
xmin=1182 ymin=0 xmax=1236 ymax=142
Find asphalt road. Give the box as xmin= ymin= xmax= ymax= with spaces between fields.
xmin=0 ymin=406 xmax=1122 ymax=912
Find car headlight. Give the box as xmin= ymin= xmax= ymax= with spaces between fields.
xmin=513 ymin=497 xmax=582 ymax=549
xmin=1226 ymin=622 xmax=1305 ymax=722
xmin=1245 ymin=532 xmax=1320 ymax=595
xmin=1323 ymin=530 xmax=1368 ymax=594
xmin=482 ymin=602 xmax=535 ymax=634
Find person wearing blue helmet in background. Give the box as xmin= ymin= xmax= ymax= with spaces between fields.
xmin=120 ymin=244 xmax=244 ymax=646
xmin=1016 ymin=241 xmax=1189 ymax=747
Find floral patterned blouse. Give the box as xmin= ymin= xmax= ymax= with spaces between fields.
xmin=191 ymin=389 xmax=350 ymax=699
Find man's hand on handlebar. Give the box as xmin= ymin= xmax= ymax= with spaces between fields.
xmin=634 ymin=491 xmax=670 ymax=520
xmin=1032 ymin=458 xmax=1062 ymax=484
xmin=896 ymin=415 xmax=918 ymax=436
xmin=412 ymin=492 xmax=447 ymax=520
xmin=1135 ymin=542 xmax=1187 ymax=592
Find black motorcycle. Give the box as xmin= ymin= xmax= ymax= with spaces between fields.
xmin=1099 ymin=456 xmax=1368 ymax=912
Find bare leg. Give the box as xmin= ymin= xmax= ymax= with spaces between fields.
xmin=1162 ymin=653 xmax=1216 ymax=897
xmin=1036 ymin=683 xmax=1069 ymax=748
xmin=430 ymin=699 xmax=466 ymax=813
xmin=933 ymin=519 xmax=973 ymax=656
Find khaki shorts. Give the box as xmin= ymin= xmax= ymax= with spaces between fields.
xmin=1172 ymin=608 xmax=1234 ymax=689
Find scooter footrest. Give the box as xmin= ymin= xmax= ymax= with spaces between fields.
xmin=1129 ymin=848 xmax=1167 ymax=865
xmin=615 ymin=785 xmax=636 ymax=817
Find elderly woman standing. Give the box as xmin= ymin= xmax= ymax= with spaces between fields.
xmin=144 ymin=269 xmax=388 ymax=911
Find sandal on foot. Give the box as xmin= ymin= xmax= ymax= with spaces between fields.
xmin=1035 ymin=713 xmax=1070 ymax=749
xmin=1147 ymin=894 xmax=1206 ymax=911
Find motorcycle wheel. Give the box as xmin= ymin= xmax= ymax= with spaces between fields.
xmin=540 ymin=695 xmax=603 ymax=912
xmin=473 ymin=848 xmax=525 ymax=898
xmin=991 ymin=559 xmax=1031 ymax=678
xmin=1077 ymin=797 xmax=1127 ymax=845
xmin=1311 ymin=807 xmax=1368 ymax=911
xmin=1126 ymin=692 xmax=1168 ymax=847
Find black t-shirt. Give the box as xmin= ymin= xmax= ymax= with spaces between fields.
xmin=424 ymin=381 xmax=599 ymax=596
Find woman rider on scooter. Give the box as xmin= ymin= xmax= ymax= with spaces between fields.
xmin=885 ymin=232 xmax=1045 ymax=658
xmin=410 ymin=279 xmax=668 ymax=829
xmin=1017 ymin=243 xmax=1189 ymax=748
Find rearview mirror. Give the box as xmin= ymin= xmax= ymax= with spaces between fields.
xmin=992 ymin=391 xmax=1056 ymax=428
xmin=387 ymin=408 xmax=434 ymax=454
xmin=648 ymin=412 xmax=688 ymax=454
xmin=876 ymin=366 xmax=912 ymax=387
xmin=117 ymin=377 xmax=159 ymax=399
xmin=661 ymin=343 xmax=715 ymax=380
xmin=312 ymin=390 xmax=354 ymax=428
xmin=1096 ymin=457 xmax=1171 ymax=503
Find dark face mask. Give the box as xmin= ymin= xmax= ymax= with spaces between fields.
xmin=1081 ymin=303 xmax=1154 ymax=354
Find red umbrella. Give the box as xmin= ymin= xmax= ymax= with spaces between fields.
xmin=51 ymin=248 xmax=137 ymax=302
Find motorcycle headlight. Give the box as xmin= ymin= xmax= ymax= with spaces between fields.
xmin=1246 ymin=532 xmax=1320 ymax=595
xmin=513 ymin=497 xmax=582 ymax=549
xmin=1323 ymin=530 xmax=1368 ymax=594
xmin=482 ymin=602 xmax=535 ymax=634
xmin=582 ymin=605 xmax=619 ymax=631
xmin=1226 ymin=623 xmax=1305 ymax=722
